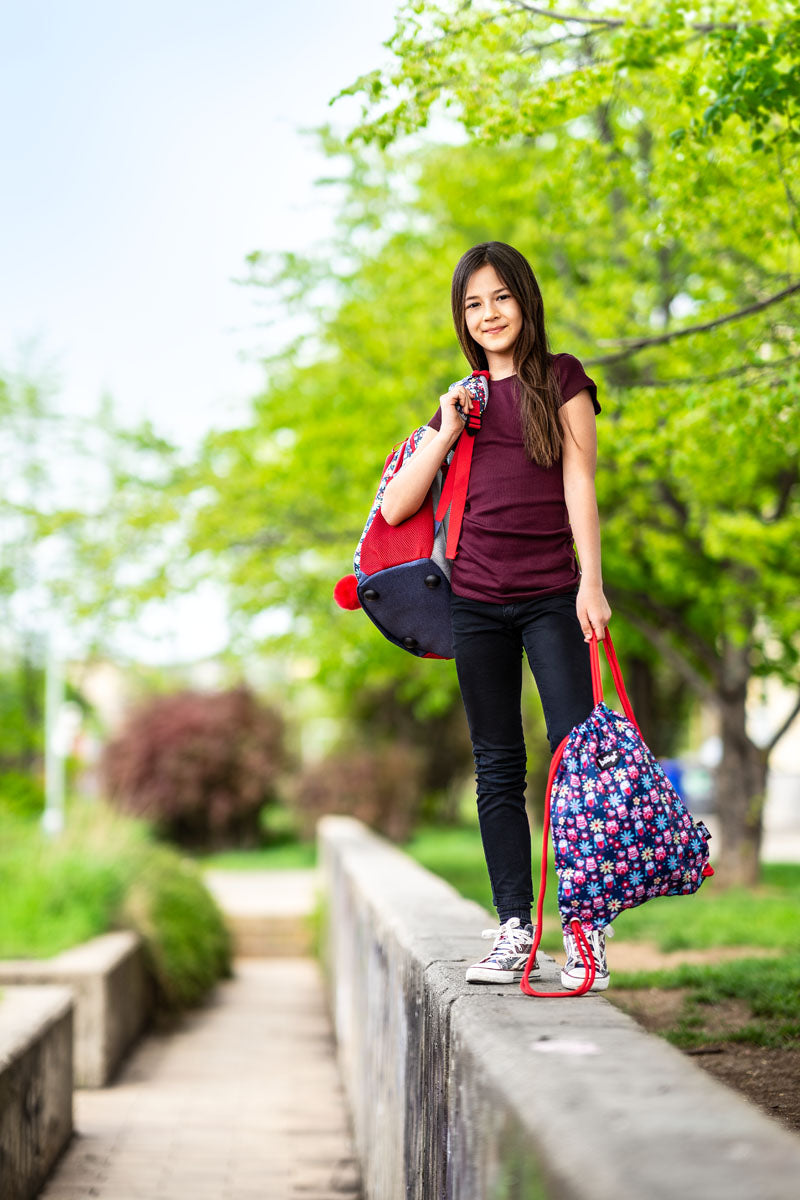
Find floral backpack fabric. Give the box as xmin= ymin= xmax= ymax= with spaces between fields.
xmin=521 ymin=627 xmax=714 ymax=997
xmin=333 ymin=370 xmax=489 ymax=658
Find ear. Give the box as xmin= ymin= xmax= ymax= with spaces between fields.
xmin=333 ymin=574 xmax=361 ymax=610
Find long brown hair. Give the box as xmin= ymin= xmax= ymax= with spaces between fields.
xmin=451 ymin=242 xmax=564 ymax=467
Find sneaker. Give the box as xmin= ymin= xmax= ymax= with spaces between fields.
xmin=560 ymin=924 xmax=613 ymax=991
xmin=465 ymin=917 xmax=541 ymax=984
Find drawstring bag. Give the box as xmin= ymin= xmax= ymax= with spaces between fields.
xmin=333 ymin=370 xmax=489 ymax=658
xmin=521 ymin=626 xmax=714 ymax=997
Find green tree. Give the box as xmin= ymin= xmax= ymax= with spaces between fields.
xmin=327 ymin=0 xmax=800 ymax=885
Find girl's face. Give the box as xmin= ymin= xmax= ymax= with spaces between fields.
xmin=463 ymin=263 xmax=523 ymax=369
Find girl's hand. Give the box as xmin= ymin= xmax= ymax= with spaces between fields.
xmin=576 ymin=581 xmax=612 ymax=642
xmin=439 ymin=385 xmax=471 ymax=441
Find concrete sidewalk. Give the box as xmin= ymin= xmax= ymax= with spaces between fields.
xmin=39 ymin=959 xmax=362 ymax=1200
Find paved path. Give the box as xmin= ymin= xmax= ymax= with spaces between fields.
xmin=203 ymin=870 xmax=318 ymax=918
xmin=40 ymin=959 xmax=362 ymax=1200
xmin=203 ymin=870 xmax=318 ymax=957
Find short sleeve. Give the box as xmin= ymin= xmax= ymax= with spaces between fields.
xmin=427 ymin=408 xmax=443 ymax=431
xmin=554 ymin=353 xmax=600 ymax=414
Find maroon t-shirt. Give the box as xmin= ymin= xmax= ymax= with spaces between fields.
xmin=427 ymin=353 xmax=600 ymax=603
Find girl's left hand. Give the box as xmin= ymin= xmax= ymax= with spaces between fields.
xmin=576 ymin=581 xmax=612 ymax=642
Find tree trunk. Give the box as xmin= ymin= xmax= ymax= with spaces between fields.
xmin=713 ymin=648 xmax=769 ymax=887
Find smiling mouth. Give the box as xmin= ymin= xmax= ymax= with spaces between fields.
xmin=484 ymin=327 xmax=506 ymax=334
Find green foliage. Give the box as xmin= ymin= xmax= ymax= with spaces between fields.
xmin=118 ymin=843 xmax=232 ymax=1012
xmin=0 ymin=371 xmax=186 ymax=652
xmin=0 ymin=812 xmax=132 ymax=957
xmin=0 ymin=805 xmax=231 ymax=1013
xmin=340 ymin=1 xmax=796 ymax=156
xmin=0 ymin=657 xmax=46 ymax=820
xmin=323 ymin=0 xmax=800 ymax=693
xmin=197 ymin=840 xmax=317 ymax=871
xmin=0 ymin=770 xmax=45 ymax=819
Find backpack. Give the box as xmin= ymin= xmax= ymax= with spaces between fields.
xmin=333 ymin=370 xmax=489 ymax=658
xmin=521 ymin=627 xmax=714 ymax=997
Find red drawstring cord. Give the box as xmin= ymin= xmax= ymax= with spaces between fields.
xmin=520 ymin=732 xmax=597 ymax=996
xmin=522 ymin=630 xmax=611 ymax=996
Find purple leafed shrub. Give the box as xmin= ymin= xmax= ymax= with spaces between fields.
xmin=102 ymin=686 xmax=285 ymax=850
xmin=291 ymin=742 xmax=423 ymax=843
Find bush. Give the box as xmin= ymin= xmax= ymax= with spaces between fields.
xmin=118 ymin=843 xmax=232 ymax=1012
xmin=0 ymin=803 xmax=232 ymax=1014
xmin=0 ymin=769 xmax=45 ymax=819
xmin=102 ymin=686 xmax=285 ymax=850
xmin=291 ymin=742 xmax=423 ymax=842
xmin=0 ymin=809 xmax=133 ymax=957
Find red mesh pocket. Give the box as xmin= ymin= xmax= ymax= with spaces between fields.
xmin=360 ymin=494 xmax=434 ymax=575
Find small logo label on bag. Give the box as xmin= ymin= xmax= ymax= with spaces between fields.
xmin=596 ymin=748 xmax=621 ymax=770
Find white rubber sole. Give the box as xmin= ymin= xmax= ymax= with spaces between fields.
xmin=560 ymin=969 xmax=610 ymax=992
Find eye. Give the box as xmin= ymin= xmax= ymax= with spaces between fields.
xmin=466 ymin=301 xmax=480 ymax=309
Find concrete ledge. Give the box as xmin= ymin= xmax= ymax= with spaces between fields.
xmin=0 ymin=931 xmax=151 ymax=1087
xmin=319 ymin=816 xmax=800 ymax=1200
xmin=0 ymin=985 xmax=73 ymax=1200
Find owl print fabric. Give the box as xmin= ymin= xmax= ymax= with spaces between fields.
xmin=550 ymin=702 xmax=712 ymax=932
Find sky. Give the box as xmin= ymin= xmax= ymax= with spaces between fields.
xmin=0 ymin=0 xmax=400 ymax=444
xmin=0 ymin=0 xmax=402 ymax=663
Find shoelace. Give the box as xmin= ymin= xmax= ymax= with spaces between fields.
xmin=564 ymin=924 xmax=614 ymax=968
xmin=480 ymin=917 xmax=534 ymax=963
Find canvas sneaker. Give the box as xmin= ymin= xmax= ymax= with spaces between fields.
xmin=465 ymin=917 xmax=541 ymax=984
xmin=560 ymin=924 xmax=613 ymax=991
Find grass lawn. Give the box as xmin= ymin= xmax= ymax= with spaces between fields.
xmin=612 ymin=955 xmax=800 ymax=1049
xmin=195 ymin=841 xmax=318 ymax=871
xmin=0 ymin=805 xmax=231 ymax=1012
xmin=191 ymin=823 xmax=800 ymax=960
xmin=402 ymin=825 xmax=800 ymax=954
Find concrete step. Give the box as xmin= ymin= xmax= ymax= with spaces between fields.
xmin=204 ymin=868 xmax=318 ymax=958
xmin=222 ymin=913 xmax=314 ymax=957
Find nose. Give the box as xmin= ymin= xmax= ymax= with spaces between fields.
xmin=483 ymin=296 xmax=499 ymax=321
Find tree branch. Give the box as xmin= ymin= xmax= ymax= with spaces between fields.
xmin=591 ymin=281 xmax=800 ymax=363
xmin=775 ymin=139 xmax=800 ymax=245
xmin=506 ymin=1 xmax=624 ymax=27
xmin=604 ymin=586 xmax=719 ymax=709
xmin=767 ymin=466 xmax=799 ymax=523
xmin=507 ymin=1 xmax=767 ymax=35
xmin=622 ymin=353 xmax=800 ymax=388
xmin=765 ymin=687 xmax=800 ymax=755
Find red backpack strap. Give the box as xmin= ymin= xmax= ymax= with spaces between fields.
xmin=434 ymin=370 xmax=487 ymax=558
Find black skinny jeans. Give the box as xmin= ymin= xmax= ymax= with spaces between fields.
xmin=451 ymin=587 xmax=595 ymax=925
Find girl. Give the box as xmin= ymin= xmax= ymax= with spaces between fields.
xmin=381 ymin=242 xmax=613 ymax=990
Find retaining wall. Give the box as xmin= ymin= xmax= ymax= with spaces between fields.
xmin=0 ymin=931 xmax=151 ymax=1087
xmin=319 ymin=815 xmax=800 ymax=1200
xmin=0 ymin=985 xmax=73 ymax=1200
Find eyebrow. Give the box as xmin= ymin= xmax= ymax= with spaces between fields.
xmin=465 ymin=287 xmax=510 ymax=301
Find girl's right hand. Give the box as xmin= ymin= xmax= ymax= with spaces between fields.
xmin=439 ymin=385 xmax=472 ymax=440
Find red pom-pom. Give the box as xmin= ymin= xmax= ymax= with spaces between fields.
xmin=333 ymin=574 xmax=361 ymax=610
